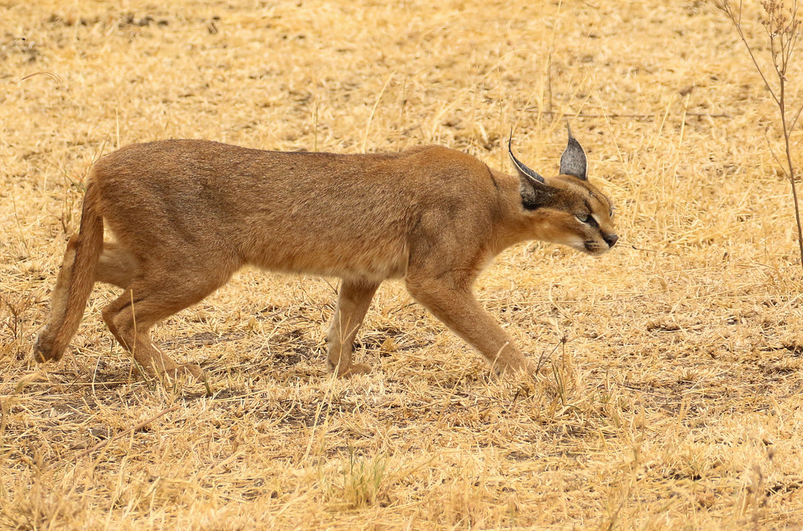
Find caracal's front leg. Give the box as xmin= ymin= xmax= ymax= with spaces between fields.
xmin=405 ymin=273 xmax=534 ymax=376
xmin=327 ymin=279 xmax=380 ymax=377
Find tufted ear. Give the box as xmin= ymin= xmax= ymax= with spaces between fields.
xmin=508 ymin=130 xmax=557 ymax=210
xmin=508 ymin=130 xmax=546 ymax=186
xmin=559 ymin=123 xmax=587 ymax=180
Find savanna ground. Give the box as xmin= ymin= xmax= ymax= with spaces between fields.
xmin=1 ymin=0 xmax=802 ymax=529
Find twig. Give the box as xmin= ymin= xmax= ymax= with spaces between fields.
xmin=535 ymin=340 xmax=561 ymax=375
xmin=362 ymin=71 xmax=396 ymax=153
xmin=18 ymin=70 xmax=63 ymax=85
xmin=544 ymin=0 xmax=563 ymax=115
xmin=76 ymin=405 xmax=179 ymax=459
xmin=678 ymin=91 xmax=691 ymax=148
xmin=523 ymin=109 xmax=733 ymax=120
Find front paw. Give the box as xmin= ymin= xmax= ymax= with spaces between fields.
xmin=346 ymin=362 xmax=372 ymax=376
xmin=164 ymin=363 xmax=206 ymax=381
xmin=493 ymin=358 xmax=539 ymax=378
xmin=334 ymin=362 xmax=372 ymax=378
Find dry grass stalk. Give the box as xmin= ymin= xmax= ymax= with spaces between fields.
xmin=74 ymin=405 xmax=179 ymax=459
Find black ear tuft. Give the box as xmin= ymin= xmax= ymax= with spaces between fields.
xmin=559 ymin=123 xmax=588 ymax=180
xmin=508 ymin=129 xmax=546 ymax=185
xmin=508 ymin=129 xmax=556 ymax=210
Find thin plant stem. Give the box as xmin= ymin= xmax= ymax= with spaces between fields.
xmin=716 ymin=0 xmax=803 ymax=269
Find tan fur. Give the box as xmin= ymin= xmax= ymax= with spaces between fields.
xmin=35 ymin=135 xmax=616 ymax=380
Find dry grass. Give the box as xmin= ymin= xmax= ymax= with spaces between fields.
xmin=2 ymin=0 xmax=803 ymax=528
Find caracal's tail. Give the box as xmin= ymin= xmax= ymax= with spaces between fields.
xmin=34 ymin=177 xmax=103 ymax=363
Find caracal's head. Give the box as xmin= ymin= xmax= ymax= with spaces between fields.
xmin=508 ymin=126 xmax=618 ymax=256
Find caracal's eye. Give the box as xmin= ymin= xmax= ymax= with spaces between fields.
xmin=575 ymin=213 xmax=590 ymax=223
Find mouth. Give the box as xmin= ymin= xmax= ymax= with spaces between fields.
xmin=583 ymin=241 xmax=610 ymax=256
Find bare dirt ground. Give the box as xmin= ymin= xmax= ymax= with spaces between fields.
xmin=1 ymin=0 xmax=802 ymax=528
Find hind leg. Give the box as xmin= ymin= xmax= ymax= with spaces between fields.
xmin=96 ymin=242 xmax=138 ymax=289
xmin=102 ymin=271 xmax=234 ymax=380
xmin=326 ymin=280 xmax=380 ymax=377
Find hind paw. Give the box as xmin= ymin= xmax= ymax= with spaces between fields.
xmin=33 ymin=331 xmax=64 ymax=363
